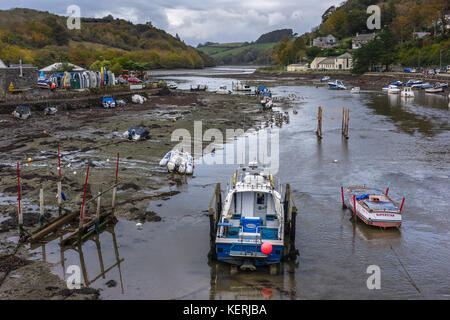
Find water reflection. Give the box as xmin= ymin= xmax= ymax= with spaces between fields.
xmin=30 ymin=218 xmax=124 ymax=293
xmin=209 ymin=261 xmax=298 ymax=300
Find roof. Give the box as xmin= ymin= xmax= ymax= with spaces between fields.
xmin=354 ymin=33 xmax=376 ymax=42
xmin=0 ymin=58 xmax=6 ymax=68
xmin=40 ymin=62 xmax=86 ymax=72
xmin=319 ymin=58 xmax=336 ymax=65
xmin=337 ymin=53 xmax=353 ymax=59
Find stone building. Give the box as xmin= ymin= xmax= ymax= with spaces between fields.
xmin=352 ymin=33 xmax=376 ymax=49
xmin=0 ymin=60 xmax=38 ymax=94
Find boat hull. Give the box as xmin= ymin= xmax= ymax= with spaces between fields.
xmin=345 ymin=188 xmax=402 ymax=229
xmin=215 ymin=241 xmax=283 ymax=266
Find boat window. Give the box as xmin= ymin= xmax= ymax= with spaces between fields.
xmin=256 ymin=193 xmax=265 ymax=205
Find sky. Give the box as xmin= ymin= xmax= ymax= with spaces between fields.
xmin=1 ymin=0 xmax=341 ymax=46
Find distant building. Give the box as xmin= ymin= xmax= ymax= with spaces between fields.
xmin=352 ymin=33 xmax=376 ymax=50
xmin=412 ymin=32 xmax=431 ymax=39
xmin=312 ymin=53 xmax=353 ymax=71
xmin=40 ymin=62 xmax=86 ymax=75
xmin=287 ymin=63 xmax=309 ymax=72
xmin=312 ymin=34 xmax=338 ymax=48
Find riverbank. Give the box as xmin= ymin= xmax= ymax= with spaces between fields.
xmin=0 ymin=89 xmax=274 ymax=299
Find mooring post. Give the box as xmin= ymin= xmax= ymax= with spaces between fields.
xmin=112 ymin=152 xmax=119 ymax=212
xmin=39 ymin=186 xmax=44 ymax=226
xmin=80 ymin=166 xmax=90 ymax=228
xmin=17 ymin=162 xmax=23 ymax=235
xmin=316 ymin=106 xmax=323 ymax=139
xmin=96 ymin=188 xmax=102 ymax=221
xmin=385 ymin=181 xmax=391 ymax=196
xmin=340 ymin=183 xmax=346 ymax=208
xmin=352 ymin=193 xmax=357 ymax=221
xmin=57 ymin=147 xmax=62 ymax=215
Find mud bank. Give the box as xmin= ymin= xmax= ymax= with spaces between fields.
xmin=0 ymin=89 xmax=281 ymax=299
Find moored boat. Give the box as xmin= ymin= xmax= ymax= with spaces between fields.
xmin=343 ymin=185 xmax=404 ymax=229
xmin=122 ymin=126 xmax=150 ymax=141
xmin=216 ymin=86 xmax=232 ymax=94
xmin=328 ymin=80 xmax=346 ymax=90
xmin=213 ymin=162 xmax=297 ymax=272
xmin=400 ymin=87 xmax=414 ymax=98
xmin=232 ymin=81 xmax=251 ymax=91
xmin=102 ymin=97 xmax=116 ymax=108
xmin=160 ymin=149 xmax=194 ymax=174
xmin=387 ymin=85 xmax=400 ymax=94
xmin=351 ymin=87 xmax=360 ymax=94
xmin=425 ymin=84 xmax=444 ymax=93
xmin=12 ymin=106 xmax=31 ymax=119
xmin=259 ymin=89 xmax=273 ymax=109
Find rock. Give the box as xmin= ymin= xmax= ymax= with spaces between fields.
xmin=105 ymin=280 xmax=117 ymax=288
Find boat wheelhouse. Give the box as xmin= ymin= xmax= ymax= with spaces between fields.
xmin=328 ymin=80 xmax=346 ymax=90
xmin=210 ymin=162 xmax=298 ymax=273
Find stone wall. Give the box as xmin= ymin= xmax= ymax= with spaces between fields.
xmin=0 ymin=67 xmax=38 ymax=94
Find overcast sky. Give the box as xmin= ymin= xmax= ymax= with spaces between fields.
xmin=2 ymin=0 xmax=341 ymax=45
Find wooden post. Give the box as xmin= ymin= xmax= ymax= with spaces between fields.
xmin=39 ymin=187 xmax=44 ymax=226
xmin=17 ymin=162 xmax=23 ymax=232
xmin=96 ymin=189 xmax=102 ymax=221
xmin=353 ymin=193 xmax=357 ymax=221
xmin=112 ymin=152 xmax=119 ymax=211
xmin=80 ymin=166 xmax=90 ymax=228
xmin=316 ymin=106 xmax=323 ymax=138
xmin=342 ymin=108 xmax=349 ymax=139
xmin=340 ymin=183 xmax=346 ymax=208
xmin=57 ymin=147 xmax=62 ymax=215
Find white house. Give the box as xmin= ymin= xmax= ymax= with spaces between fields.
xmin=352 ymin=33 xmax=376 ymax=49
xmin=312 ymin=34 xmax=338 ymax=48
xmin=313 ymin=53 xmax=353 ymax=71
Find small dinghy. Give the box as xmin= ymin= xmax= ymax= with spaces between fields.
xmin=160 ymin=149 xmax=194 ymax=175
xmin=102 ymin=97 xmax=116 ymax=108
xmin=213 ymin=162 xmax=293 ymax=273
xmin=321 ymin=76 xmax=330 ymax=82
xmin=216 ymin=86 xmax=232 ymax=94
xmin=44 ymin=107 xmax=58 ymax=115
xmin=259 ymin=89 xmax=273 ymax=109
xmin=13 ymin=106 xmax=31 ymax=119
xmin=425 ymin=83 xmax=444 ymax=93
xmin=351 ymin=87 xmax=360 ymax=94
xmin=122 ymin=126 xmax=149 ymax=141
xmin=328 ymin=80 xmax=346 ymax=90
xmin=343 ymin=185 xmax=404 ymax=229
xmin=232 ymin=81 xmax=252 ymax=91
xmin=131 ymin=94 xmax=147 ymax=104
xmin=190 ymin=84 xmax=207 ymax=91
xmin=387 ymin=85 xmax=400 ymax=94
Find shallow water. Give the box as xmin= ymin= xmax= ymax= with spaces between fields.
xmin=29 ymin=67 xmax=450 ymax=300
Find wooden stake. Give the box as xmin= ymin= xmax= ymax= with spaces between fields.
xmin=39 ymin=187 xmax=44 ymax=225
xmin=17 ymin=162 xmax=22 ymax=228
xmin=96 ymin=189 xmax=101 ymax=221
xmin=80 ymin=166 xmax=90 ymax=227
xmin=316 ymin=106 xmax=323 ymax=139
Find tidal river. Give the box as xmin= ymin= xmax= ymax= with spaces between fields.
xmin=31 ymin=67 xmax=449 ymax=299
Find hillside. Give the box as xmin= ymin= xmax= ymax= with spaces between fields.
xmin=196 ymin=29 xmax=293 ymax=65
xmin=0 ymin=8 xmax=215 ymax=71
xmin=271 ymin=0 xmax=449 ymax=72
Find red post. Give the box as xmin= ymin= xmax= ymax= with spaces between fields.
xmin=116 ymin=152 xmax=120 ymax=182
xmin=17 ymin=162 xmax=21 ymax=218
xmin=399 ymin=194 xmax=406 ymax=213
xmin=58 ymin=147 xmax=61 ymax=178
xmin=385 ymin=181 xmax=391 ymax=196
xmin=340 ymin=183 xmax=345 ymax=207
xmin=80 ymin=166 xmax=90 ymax=226
xmin=353 ymin=194 xmax=356 ymax=214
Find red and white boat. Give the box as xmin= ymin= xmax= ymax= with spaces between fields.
xmin=342 ymin=185 xmax=405 ymax=229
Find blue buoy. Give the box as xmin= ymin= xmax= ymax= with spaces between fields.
xmin=61 ymin=192 xmax=66 ymax=201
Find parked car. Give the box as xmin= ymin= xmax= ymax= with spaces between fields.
xmin=128 ymin=77 xmax=143 ymax=83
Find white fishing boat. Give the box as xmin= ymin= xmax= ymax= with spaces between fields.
xmin=400 ymin=87 xmax=414 ymax=98
xmin=232 ymin=81 xmax=252 ymax=91
xmin=131 ymin=94 xmax=147 ymax=104
xmin=214 ymin=162 xmax=289 ymax=272
xmin=160 ymin=149 xmax=194 ymax=175
xmin=387 ymin=85 xmax=400 ymax=94
xmin=216 ymin=86 xmax=232 ymax=94
xmin=43 ymin=107 xmax=58 ymax=115
xmin=343 ymin=186 xmax=404 ymax=229
xmin=320 ymin=76 xmax=330 ymax=82
xmin=351 ymin=87 xmax=360 ymax=94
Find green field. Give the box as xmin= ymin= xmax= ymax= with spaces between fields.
xmin=198 ymin=42 xmax=277 ymax=59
